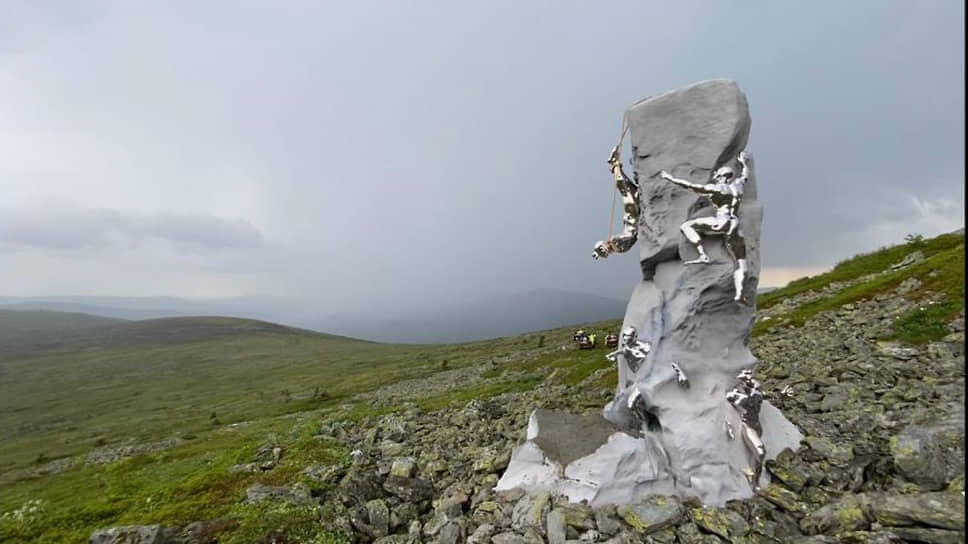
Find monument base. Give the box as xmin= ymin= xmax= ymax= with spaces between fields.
xmin=495 ymin=406 xmax=802 ymax=507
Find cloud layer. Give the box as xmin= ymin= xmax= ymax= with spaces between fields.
xmin=0 ymin=1 xmax=963 ymax=308
xmin=1 ymin=205 xmax=264 ymax=251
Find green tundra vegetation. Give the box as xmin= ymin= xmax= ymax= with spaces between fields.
xmin=0 ymin=231 xmax=962 ymax=543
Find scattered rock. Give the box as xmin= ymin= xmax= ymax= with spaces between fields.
xmin=867 ymin=491 xmax=965 ymax=530
xmin=888 ymin=526 xmax=967 ymax=544
xmin=890 ymin=250 xmax=925 ymax=270
xmin=302 ymin=464 xmax=344 ymax=483
xmin=492 ymin=532 xmax=527 ymax=544
xmin=86 ymin=439 xmax=184 ymax=465
xmin=467 ymin=523 xmax=495 ymax=544
xmin=389 ymin=457 xmax=416 ymax=478
xmin=616 ymin=495 xmax=684 ymax=535
xmin=366 ymin=498 xmax=390 ymax=537
xmin=383 ymin=475 xmax=434 ymax=502
xmin=228 ymin=463 xmax=260 ymax=474
xmin=766 ymin=448 xmax=811 ymax=491
xmin=803 ymin=436 xmax=854 ymax=467
xmin=800 ymin=494 xmax=870 ymax=535
xmin=758 ymin=484 xmax=807 ymax=515
xmin=511 ymin=492 xmax=551 ymax=534
xmin=688 ymin=505 xmax=750 ymax=540
xmin=595 ymin=504 xmax=623 ymax=536
xmin=337 ymin=467 xmax=384 ymax=506
xmin=245 ymin=483 xmax=312 ymax=505
xmin=546 ymin=509 xmax=567 ymax=544
xmin=891 ymin=409 xmax=965 ymax=490
xmin=176 ymin=518 xmax=238 ymax=543
xmin=90 ymin=525 xmax=177 ymax=544
xmin=875 ymin=341 xmax=919 ymax=361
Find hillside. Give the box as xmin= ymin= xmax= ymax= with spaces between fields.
xmin=0 ymin=231 xmax=963 ymax=543
xmin=0 ymin=309 xmax=124 ymax=347
xmin=2 ymin=289 xmax=629 ymax=344
xmin=0 ymin=314 xmax=342 ymax=361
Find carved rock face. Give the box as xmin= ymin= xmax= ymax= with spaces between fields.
xmin=626 ymin=79 xmax=754 ymax=278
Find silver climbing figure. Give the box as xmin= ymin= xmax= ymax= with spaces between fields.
xmin=593 ymin=145 xmax=641 ymax=260
xmin=725 ymin=368 xmax=766 ymax=491
xmin=659 ymin=151 xmax=750 ymax=303
xmin=605 ymin=326 xmax=651 ymax=374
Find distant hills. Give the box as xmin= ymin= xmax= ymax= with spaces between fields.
xmin=0 ymin=287 xmax=785 ymax=344
xmin=0 ymin=289 xmax=629 ymax=344
xmin=0 ymin=312 xmax=339 ymax=360
xmin=303 ymin=289 xmax=628 ymax=343
xmin=0 ymin=309 xmax=123 ymax=346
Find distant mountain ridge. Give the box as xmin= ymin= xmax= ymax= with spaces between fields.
xmin=0 ymin=313 xmax=343 ymax=361
xmin=304 ymin=289 xmax=628 ymax=343
xmin=0 ymin=289 xmax=629 ymax=344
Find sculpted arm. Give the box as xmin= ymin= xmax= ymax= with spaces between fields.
xmin=659 ymin=171 xmax=715 ymax=195
xmin=737 ymin=151 xmax=749 ymax=181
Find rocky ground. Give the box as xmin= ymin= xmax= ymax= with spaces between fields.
xmin=90 ymin=253 xmax=965 ymax=543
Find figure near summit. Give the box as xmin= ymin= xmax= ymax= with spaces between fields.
xmin=659 ymin=151 xmax=750 ymax=302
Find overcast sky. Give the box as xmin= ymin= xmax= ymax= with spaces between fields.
xmin=1 ymin=1 xmax=964 ymax=312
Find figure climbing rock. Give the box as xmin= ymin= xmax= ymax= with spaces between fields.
xmin=659 ymin=151 xmax=751 ymax=302
xmin=593 ymin=146 xmax=641 ymax=260
xmin=725 ymin=369 xmax=766 ymax=490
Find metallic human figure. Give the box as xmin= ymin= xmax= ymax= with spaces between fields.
xmin=593 ymin=146 xmax=641 ymax=260
xmin=605 ymin=326 xmax=651 ymax=374
xmin=658 ymin=152 xmax=750 ymax=302
xmin=670 ymin=362 xmax=690 ymax=389
xmin=725 ymin=368 xmax=766 ymax=490
xmin=627 ymin=387 xmax=661 ymax=433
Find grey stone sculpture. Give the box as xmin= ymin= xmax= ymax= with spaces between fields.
xmin=496 ymin=79 xmax=803 ymax=507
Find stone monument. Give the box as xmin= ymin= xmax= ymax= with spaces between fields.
xmin=496 ymin=80 xmax=802 ymax=507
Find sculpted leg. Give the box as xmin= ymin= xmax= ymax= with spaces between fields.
xmin=726 ymin=230 xmax=749 ymax=302
xmin=681 ymin=219 xmax=714 ymax=264
xmin=741 ymin=424 xmax=766 ymax=490
xmin=733 ymin=259 xmax=748 ymax=302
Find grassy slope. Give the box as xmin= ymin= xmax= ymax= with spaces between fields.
xmin=0 ymin=231 xmax=962 ymax=542
xmin=0 ymin=316 xmax=558 ymax=473
xmin=757 ymin=232 xmax=963 ymax=310
xmin=753 ymin=232 xmax=964 ymax=338
xmin=0 ymin=310 xmax=124 ymax=347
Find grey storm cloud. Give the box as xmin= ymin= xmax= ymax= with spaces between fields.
xmin=0 ymin=0 xmax=963 ymax=305
xmin=0 ymin=206 xmax=264 ymax=251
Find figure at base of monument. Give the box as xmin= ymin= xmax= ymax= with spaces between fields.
xmin=659 ymin=151 xmax=750 ymax=303
xmin=726 ymin=369 xmax=766 ymax=491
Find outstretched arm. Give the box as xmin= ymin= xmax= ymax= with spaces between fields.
xmin=608 ymin=146 xmax=638 ymax=195
xmin=660 ymin=171 xmax=715 ymax=195
xmin=737 ymin=151 xmax=749 ymax=181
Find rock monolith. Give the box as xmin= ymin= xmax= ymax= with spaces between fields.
xmin=496 ymin=80 xmax=802 ymax=507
